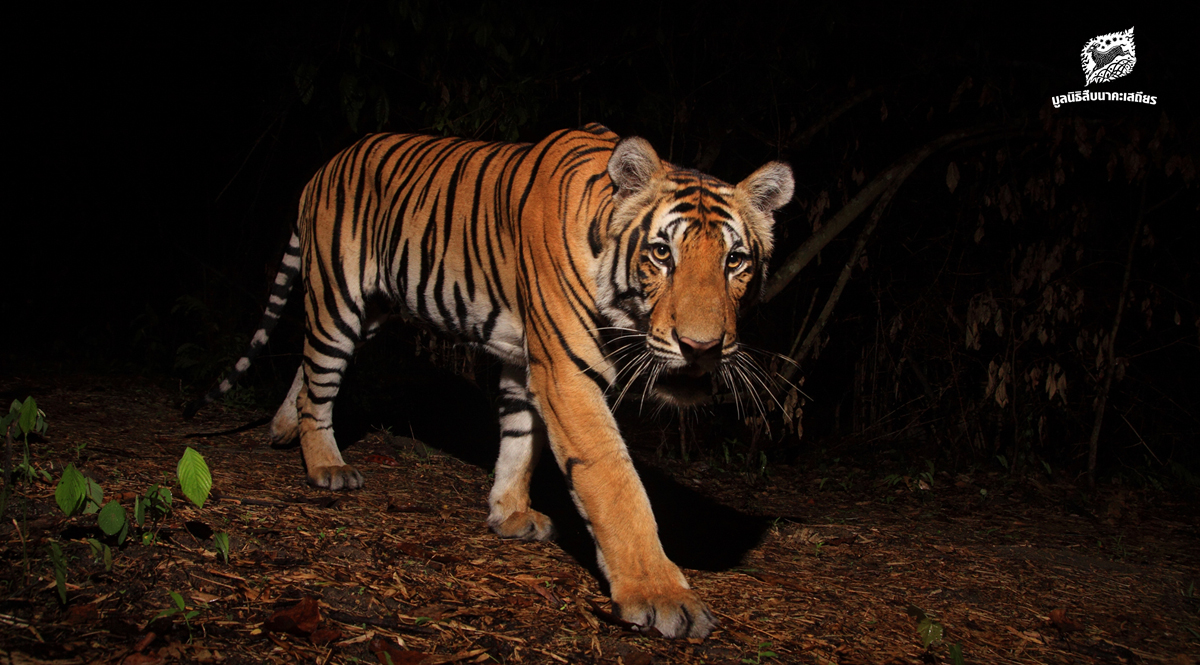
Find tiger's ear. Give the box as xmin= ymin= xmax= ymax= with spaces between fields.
xmin=738 ymin=162 xmax=794 ymax=215
xmin=608 ymin=137 xmax=662 ymax=203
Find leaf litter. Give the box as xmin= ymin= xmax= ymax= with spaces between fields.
xmin=0 ymin=373 xmax=1197 ymax=664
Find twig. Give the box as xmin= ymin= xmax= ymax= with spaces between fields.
xmin=1118 ymin=412 xmax=1162 ymax=466
xmin=781 ymin=174 xmax=901 ymax=380
xmin=763 ymin=125 xmax=1009 ymax=303
xmin=12 ymin=517 xmax=28 ymax=588
xmin=1087 ymin=178 xmax=1146 ymax=486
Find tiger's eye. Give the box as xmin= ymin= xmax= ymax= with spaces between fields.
xmin=651 ymin=244 xmax=672 ymax=263
xmin=726 ymin=253 xmax=746 ymax=271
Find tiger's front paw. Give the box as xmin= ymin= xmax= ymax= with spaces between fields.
xmin=614 ymin=587 xmax=717 ymax=638
xmin=489 ymin=509 xmax=555 ymax=541
xmin=308 ymin=465 xmax=364 ymax=491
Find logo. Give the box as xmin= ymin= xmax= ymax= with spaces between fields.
xmin=1050 ymin=26 xmax=1157 ymax=109
xmin=1081 ymin=27 xmax=1136 ymax=86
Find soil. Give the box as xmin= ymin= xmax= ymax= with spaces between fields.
xmin=1 ymin=373 xmax=1197 ymax=664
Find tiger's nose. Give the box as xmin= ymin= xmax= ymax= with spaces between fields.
xmin=676 ymin=334 xmax=721 ymax=366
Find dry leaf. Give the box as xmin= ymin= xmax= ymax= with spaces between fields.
xmin=311 ymin=627 xmax=343 ymax=646
xmin=1048 ymin=608 xmax=1084 ymax=632
xmin=946 ymin=162 xmax=960 ymax=193
xmin=369 ymin=637 xmax=430 ymax=665
xmin=122 ymin=655 xmax=166 ymax=665
xmin=263 ymin=596 xmax=321 ymax=637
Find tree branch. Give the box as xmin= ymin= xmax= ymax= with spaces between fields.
xmin=763 ymin=125 xmax=1006 ymax=304
xmin=1087 ymin=176 xmax=1147 ymax=486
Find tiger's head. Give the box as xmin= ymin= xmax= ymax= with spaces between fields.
xmin=597 ymin=137 xmax=794 ymax=407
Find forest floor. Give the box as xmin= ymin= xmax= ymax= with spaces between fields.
xmin=1 ymin=372 xmax=1198 ymax=665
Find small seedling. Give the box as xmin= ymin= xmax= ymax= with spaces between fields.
xmin=136 ymin=484 xmax=173 ymax=527
xmin=741 ymin=641 xmax=777 ymax=664
xmin=906 ymin=605 xmax=945 ymax=649
xmin=3 ymin=398 xmax=50 ymax=488
xmin=214 ymin=532 xmax=230 ymax=563
xmin=155 ymin=590 xmax=201 ymax=636
xmin=47 ymin=542 xmax=68 ymax=604
xmin=87 ymin=537 xmax=113 ymax=572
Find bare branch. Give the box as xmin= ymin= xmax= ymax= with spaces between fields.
xmin=763 ymin=126 xmax=1005 ymax=304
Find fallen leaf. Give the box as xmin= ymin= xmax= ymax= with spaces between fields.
xmin=1048 ymin=608 xmax=1084 ymax=632
xmin=64 ymin=602 xmax=99 ymax=624
xmin=369 ymin=637 xmax=429 ymax=665
xmin=264 ymin=597 xmax=321 ymax=637
xmin=133 ymin=632 xmax=157 ymax=652
xmin=364 ymin=454 xmax=400 ymax=466
xmin=122 ymin=654 xmax=166 ymax=665
xmin=311 ymin=627 xmax=343 ymax=646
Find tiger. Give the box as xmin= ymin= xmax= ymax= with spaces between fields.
xmin=184 ymin=123 xmax=793 ymax=638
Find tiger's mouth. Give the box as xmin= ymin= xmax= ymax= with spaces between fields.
xmin=651 ymin=366 xmax=716 ymax=406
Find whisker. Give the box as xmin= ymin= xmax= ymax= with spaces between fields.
xmin=639 ymin=362 xmax=665 ymax=415
xmin=720 ymin=366 xmax=744 ymax=419
xmin=612 ymin=353 xmax=652 ymax=409
xmin=733 ymin=354 xmax=788 ymax=413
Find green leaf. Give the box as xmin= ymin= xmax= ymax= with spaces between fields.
xmin=116 ymin=515 xmax=129 ymax=545
xmin=177 ymin=447 xmax=212 ymax=509
xmin=214 ymin=532 xmax=230 ymax=563
xmin=949 ymin=643 xmax=965 ymax=665
xmin=170 ymin=591 xmax=186 ymax=611
xmin=103 ymin=544 xmax=113 ymax=572
xmin=917 ymin=617 xmax=944 ymax=648
xmin=135 ymin=496 xmax=146 ymax=527
xmin=47 ymin=542 xmax=67 ymax=604
xmin=18 ymin=397 xmax=38 ymax=436
xmin=97 ymin=501 xmax=127 ymax=536
xmin=55 ymin=464 xmax=87 ymax=516
xmin=84 ymin=478 xmax=104 ymax=513
xmin=154 ymin=607 xmax=179 ymax=620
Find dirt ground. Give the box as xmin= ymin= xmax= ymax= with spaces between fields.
xmin=1 ymin=373 xmax=1198 ymax=664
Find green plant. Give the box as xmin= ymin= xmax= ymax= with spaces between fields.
xmin=214 ymin=532 xmax=230 ymax=563
xmin=54 ymin=447 xmax=213 ymax=573
xmin=906 ymin=605 xmax=945 ymax=649
xmin=87 ymin=537 xmax=113 ymax=572
xmin=919 ymin=460 xmax=935 ymax=488
xmin=741 ymin=641 xmax=777 ymax=664
xmin=948 ymin=643 xmax=966 ymax=665
xmin=136 ymin=483 xmax=174 ymax=527
xmin=56 ymin=462 xmax=128 ymax=543
xmin=177 ymin=447 xmax=212 ymax=508
xmin=2 ymin=397 xmax=50 ymax=502
xmin=47 ymin=541 xmax=68 ymax=604
xmin=155 ymin=590 xmax=201 ymax=638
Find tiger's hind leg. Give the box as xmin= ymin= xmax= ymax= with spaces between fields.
xmin=269 ymin=366 xmax=305 ymax=445
xmin=487 ymin=364 xmax=554 ymax=540
xmin=272 ymin=309 xmax=389 ymax=463
xmin=294 ymin=305 xmax=366 ymax=491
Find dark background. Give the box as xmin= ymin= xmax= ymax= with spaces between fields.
xmin=6 ymin=2 xmax=1197 ymax=484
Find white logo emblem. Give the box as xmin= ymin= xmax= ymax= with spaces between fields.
xmin=1081 ymin=27 xmax=1136 ymax=87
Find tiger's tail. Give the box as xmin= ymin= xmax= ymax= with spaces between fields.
xmin=181 ymin=231 xmax=302 ymax=419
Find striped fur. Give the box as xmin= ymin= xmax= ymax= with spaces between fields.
xmin=185 ymin=124 xmax=793 ymax=638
